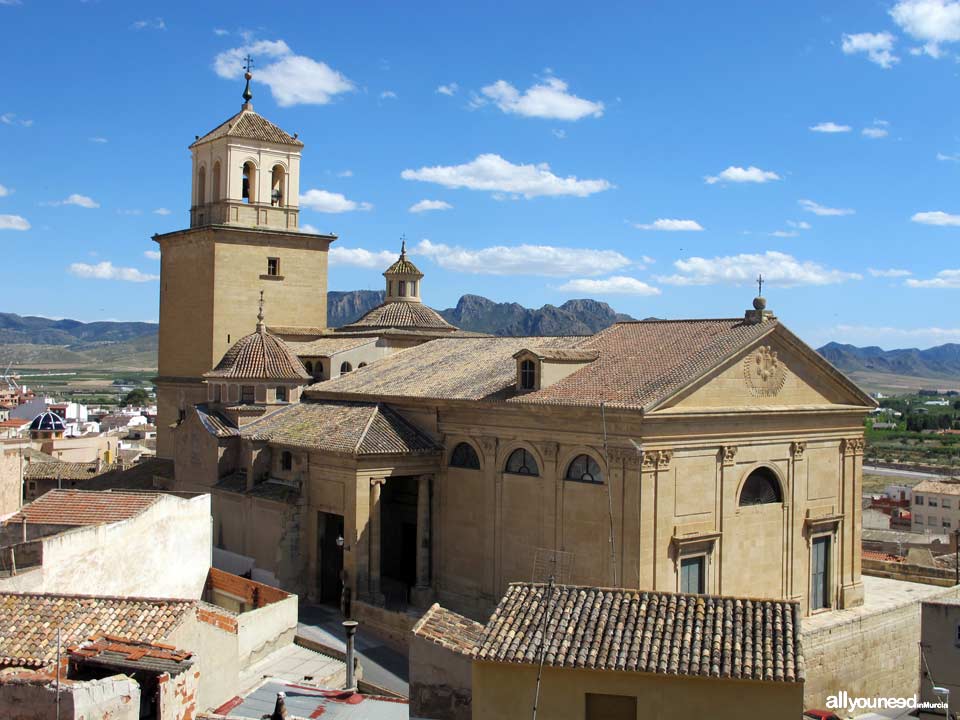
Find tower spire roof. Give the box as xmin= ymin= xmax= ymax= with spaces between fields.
xmin=256 ymin=290 xmax=266 ymax=333
xmin=241 ymin=55 xmax=254 ymax=109
xmin=384 ymin=237 xmax=422 ymax=278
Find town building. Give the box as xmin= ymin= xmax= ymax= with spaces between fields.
xmin=911 ymin=479 xmax=960 ymax=534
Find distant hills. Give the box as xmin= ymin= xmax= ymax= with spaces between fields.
xmin=817 ymin=342 xmax=960 ymax=384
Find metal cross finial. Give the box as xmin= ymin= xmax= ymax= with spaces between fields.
xmin=757 ymin=274 xmax=764 ymax=297
xmin=243 ymin=55 xmax=254 ymax=73
xmin=400 ymin=234 xmax=406 ymax=256
xmin=242 ymin=56 xmax=254 ymax=105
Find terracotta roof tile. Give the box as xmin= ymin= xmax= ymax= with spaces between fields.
xmin=473 ymin=583 xmax=804 ymax=683
xmin=241 ymin=401 xmax=440 ymax=456
xmin=338 ymin=301 xmax=456 ymax=331
xmin=191 ymin=108 xmax=303 ymax=148
xmin=24 ymin=461 xmax=117 ymax=482
xmin=286 ymin=336 xmax=377 ymax=356
xmin=69 ymin=635 xmax=194 ymax=676
xmin=194 ymin=405 xmax=238 ymax=438
xmin=205 ymin=328 xmax=310 ymax=381
xmin=412 ymin=603 xmax=484 ymax=656
xmin=0 ymin=593 xmax=194 ymax=668
xmin=5 ymin=490 xmax=163 ymax=527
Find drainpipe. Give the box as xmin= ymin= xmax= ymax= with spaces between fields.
xmin=343 ymin=620 xmax=358 ymax=691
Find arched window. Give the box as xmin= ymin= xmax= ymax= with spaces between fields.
xmin=242 ymin=161 xmax=256 ymax=203
xmin=519 ymin=359 xmax=536 ymax=390
xmin=410 ymin=281 xmax=417 ymax=296
xmin=450 ymin=442 xmax=480 ymax=470
xmin=505 ymin=448 xmax=539 ymax=476
xmin=399 ymin=281 xmax=406 ymax=297
xmin=212 ymin=161 xmax=221 ymax=200
xmin=271 ymin=164 xmax=285 ymax=206
xmin=739 ymin=467 xmax=783 ymax=506
xmin=304 ymin=360 xmax=313 ymax=374
xmin=197 ymin=166 xmax=206 ymax=205
xmin=340 ymin=362 xmax=352 ymax=374
xmin=358 ymin=362 xmax=367 ymax=368
xmin=565 ymin=454 xmax=603 ymax=484
xmin=281 ymin=451 xmax=292 ymax=471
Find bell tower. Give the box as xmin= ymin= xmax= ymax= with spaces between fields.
xmin=153 ymin=63 xmax=334 ymax=459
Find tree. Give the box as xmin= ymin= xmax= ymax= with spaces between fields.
xmin=122 ymin=388 xmax=150 ymax=407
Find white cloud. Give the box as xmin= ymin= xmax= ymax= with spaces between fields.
xmin=0 ymin=184 xmax=10 ymax=197
xmin=906 ymin=269 xmax=960 ymax=288
xmin=478 ymin=76 xmax=604 ymax=121
xmin=401 ymin=153 xmax=612 ymax=198
xmin=144 ymin=250 xmax=161 ymax=260
xmin=799 ymin=199 xmax=855 ymax=216
xmin=213 ymin=28 xmax=229 ymax=36
xmin=657 ymin=251 xmax=861 ymax=287
xmin=131 ymin=17 xmax=165 ymax=30
xmin=911 ymin=210 xmax=960 ymax=225
xmin=552 ymin=129 xmax=566 ymax=139
xmin=0 ymin=0 xmax=23 ymax=5
xmin=436 ymin=83 xmax=458 ymax=96
xmin=890 ymin=0 xmax=960 ymax=58
xmin=89 ymin=136 xmax=108 ymax=143
xmin=841 ymin=31 xmax=899 ymax=68
xmin=770 ymin=230 xmax=799 ymax=238
xmin=557 ymin=276 xmax=661 ymax=295
xmin=409 ymin=199 xmax=453 ymax=213
xmin=0 ymin=112 xmax=32 ymax=127
xmin=862 ymin=127 xmax=889 ymax=138
xmin=380 ymin=90 xmax=397 ymax=100
xmin=214 ymin=39 xmax=354 ymax=107
xmin=787 ymin=220 xmax=812 ymax=230
xmin=705 ymin=166 xmax=780 ymax=184
xmin=69 ymin=261 xmax=158 ymax=282
xmin=328 ymin=247 xmax=398 ymax=268
xmin=299 ymin=189 xmax=372 ymax=213
xmin=337 ymin=170 xmax=353 ymax=178
xmin=300 ymin=223 xmax=322 ymax=234
xmin=810 ymin=122 xmax=851 ymax=133
xmin=44 ymin=193 xmax=99 ymax=209
xmin=415 ymin=238 xmax=632 ymax=277
xmin=0 ymin=214 xmax=29 ymax=231
xmin=869 ymin=268 xmax=913 ymax=277
xmin=937 ymin=152 xmax=960 ymax=161
xmin=634 ymin=218 xmax=704 ymax=232
xmin=153 ymin=208 xmax=171 ymax=215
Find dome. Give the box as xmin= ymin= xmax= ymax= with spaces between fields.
xmin=30 ymin=411 xmax=66 ymax=432
xmin=338 ymin=301 xmax=456 ymax=332
xmin=205 ymin=329 xmax=311 ymax=381
xmin=383 ymin=239 xmax=423 ymax=278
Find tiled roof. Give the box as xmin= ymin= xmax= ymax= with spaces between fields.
xmin=22 ymin=448 xmax=59 ymax=463
xmin=205 ymin=328 xmax=310 ymax=381
xmin=913 ymin=479 xmax=960 ymax=496
xmin=24 ymin=461 xmax=117 ymax=482
xmin=69 ymin=635 xmax=194 ymax=676
xmin=267 ymin=325 xmax=327 ymax=337
xmin=308 ymin=336 xmax=583 ymax=402
xmin=286 ymin=336 xmax=377 ymax=357
xmin=338 ymin=301 xmax=457 ymax=331
xmin=0 ymin=593 xmax=194 ymax=668
xmin=5 ymin=490 xmax=162 ymax=527
xmin=412 ymin=603 xmax=484 ymax=657
xmin=80 ymin=458 xmax=174 ymax=493
xmin=0 ymin=418 xmax=29 ymax=428
xmin=195 ymin=405 xmax=238 ymax=438
xmin=191 ymin=108 xmax=303 ymax=148
xmin=509 ymin=320 xmax=777 ymax=410
xmin=240 ymin=401 xmax=440 ymax=456
xmin=862 ymin=550 xmax=905 ymax=563
xmin=474 ymin=583 xmax=804 ymax=683
xmin=384 ymin=253 xmax=424 ymax=277
xmin=514 ymin=348 xmax=600 ymax=362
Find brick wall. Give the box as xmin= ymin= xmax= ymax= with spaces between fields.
xmin=196 ymin=606 xmax=238 ymax=634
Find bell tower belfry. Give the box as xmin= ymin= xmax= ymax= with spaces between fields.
xmin=153 ymin=63 xmax=334 ymax=459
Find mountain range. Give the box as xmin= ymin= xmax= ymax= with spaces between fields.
xmin=3 ymin=304 xmax=960 ymax=389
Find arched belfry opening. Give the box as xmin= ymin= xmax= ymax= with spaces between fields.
xmin=271 ymin=165 xmax=285 ymax=206
xmin=212 ymin=161 xmax=221 ymax=201
xmin=242 ymin=161 xmax=256 ymax=204
xmin=197 ymin=166 xmax=206 ymax=205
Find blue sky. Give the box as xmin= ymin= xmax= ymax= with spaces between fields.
xmin=2 ymin=0 xmax=959 ymax=349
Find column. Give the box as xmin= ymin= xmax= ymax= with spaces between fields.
xmin=411 ymin=474 xmax=434 ymax=607
xmin=368 ymin=478 xmax=385 ymax=605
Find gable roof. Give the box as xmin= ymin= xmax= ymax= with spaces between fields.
xmin=5 ymin=490 xmax=163 ymax=527
xmin=240 ymin=400 xmax=440 ymax=456
xmin=190 ymin=108 xmax=302 ymax=149
xmin=0 ymin=593 xmax=194 ymax=668
xmin=24 ymin=461 xmax=118 ymax=482
xmin=474 ymin=583 xmax=804 ymax=683
xmin=194 ymin=404 xmax=239 ymax=438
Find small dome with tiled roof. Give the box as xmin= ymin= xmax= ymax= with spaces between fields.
xmin=205 ymin=295 xmax=310 ymax=382
xmin=383 ymin=240 xmax=424 ymax=278
xmin=29 ymin=410 xmax=66 ymax=433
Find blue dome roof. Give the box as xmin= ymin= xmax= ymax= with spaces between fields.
xmin=29 ymin=411 xmax=66 ymax=432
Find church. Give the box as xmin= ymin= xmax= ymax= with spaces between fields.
xmin=157 ymin=70 xmax=875 ymax=626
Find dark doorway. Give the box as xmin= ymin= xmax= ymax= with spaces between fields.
xmin=381 ymin=476 xmax=418 ymax=607
xmin=318 ymin=511 xmax=344 ymax=604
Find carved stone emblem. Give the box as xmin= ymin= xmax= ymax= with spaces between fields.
xmin=841 ymin=437 xmax=865 ymax=456
xmin=641 ymin=449 xmax=673 ymax=470
xmin=791 ymin=441 xmax=806 ymax=460
xmin=720 ymin=445 xmax=738 ymax=465
xmin=744 ymin=345 xmax=787 ymax=397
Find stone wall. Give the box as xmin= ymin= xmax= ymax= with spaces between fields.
xmin=802 ymin=578 xmax=960 ymax=708
xmin=157 ymin=667 xmax=201 ymax=720
xmin=0 ymin=674 xmax=140 ymax=720
xmin=409 ymin=634 xmax=472 ymax=720
xmin=863 ymin=558 xmax=957 ymax=587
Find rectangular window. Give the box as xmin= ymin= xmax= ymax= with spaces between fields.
xmin=915 ymin=514 xmax=923 ymax=524
xmin=276 ymin=385 xmax=288 ymax=402
xmin=811 ymin=535 xmax=831 ymax=611
xmin=267 ymin=257 xmax=280 ymax=276
xmin=586 ymin=694 xmax=636 ymax=720
xmin=943 ymin=499 xmax=952 ymax=509
xmin=240 ymin=385 xmax=255 ymax=404
xmin=929 ymin=497 xmax=938 ymax=507
xmin=944 ymin=520 xmax=952 ymax=529
xmin=915 ymin=495 xmax=924 ymax=505
xmin=398 ymin=280 xmax=406 ymax=297
xmin=929 ymin=516 xmax=938 ymax=526
xmin=680 ymin=556 xmax=705 ymax=594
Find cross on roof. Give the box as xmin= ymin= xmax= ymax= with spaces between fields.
xmin=757 ymin=274 xmax=764 ymax=297
xmin=243 ymin=55 xmax=254 ymax=74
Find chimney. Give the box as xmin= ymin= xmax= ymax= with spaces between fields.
xmin=270 ymin=691 xmax=287 ymax=720
xmin=343 ymin=620 xmax=358 ymax=691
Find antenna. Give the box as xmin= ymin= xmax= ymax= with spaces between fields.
xmin=532 ymin=548 xmax=573 ymax=584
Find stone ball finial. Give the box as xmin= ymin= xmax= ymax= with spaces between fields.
xmin=753 ymin=296 xmax=767 ymax=311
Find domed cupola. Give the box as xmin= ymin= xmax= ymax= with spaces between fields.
xmin=383 ymin=239 xmax=424 ymax=303
xmin=204 ymin=292 xmax=311 ymax=406
xmin=29 ymin=410 xmax=66 ymax=439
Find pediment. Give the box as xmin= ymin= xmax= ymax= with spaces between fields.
xmin=651 ymin=324 xmax=874 ymax=413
